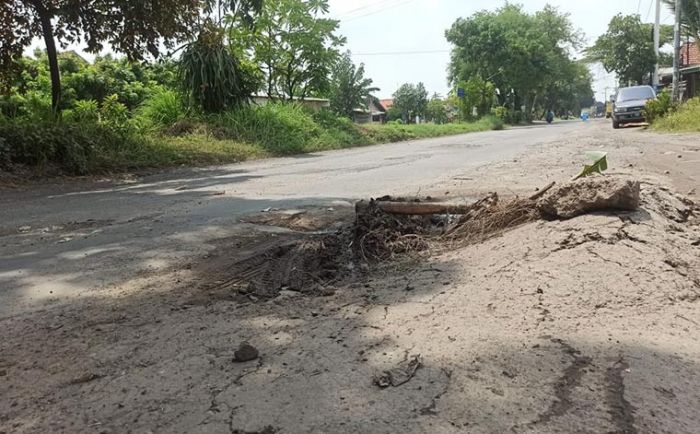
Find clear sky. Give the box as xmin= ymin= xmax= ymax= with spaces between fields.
xmin=328 ymin=0 xmax=676 ymax=102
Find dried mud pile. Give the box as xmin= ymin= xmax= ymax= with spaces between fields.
xmin=202 ymin=176 xmax=697 ymax=302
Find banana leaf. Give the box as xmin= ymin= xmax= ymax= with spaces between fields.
xmin=573 ymin=151 xmax=608 ymax=180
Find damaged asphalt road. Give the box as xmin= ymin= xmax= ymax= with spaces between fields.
xmin=1 ymin=120 xmax=700 ymax=433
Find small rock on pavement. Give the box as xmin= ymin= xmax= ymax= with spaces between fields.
xmin=319 ymin=286 xmax=336 ymax=297
xmin=278 ymin=289 xmax=302 ymax=299
xmin=233 ymin=343 xmax=259 ymax=363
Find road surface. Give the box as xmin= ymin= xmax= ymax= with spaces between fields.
xmin=2 ymin=119 xmax=700 ymax=434
xmin=0 ymin=120 xmax=668 ymax=316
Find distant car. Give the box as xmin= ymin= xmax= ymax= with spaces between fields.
xmin=605 ymin=101 xmax=613 ymax=118
xmin=611 ymin=85 xmax=656 ymax=129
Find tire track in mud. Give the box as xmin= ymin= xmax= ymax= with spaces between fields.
xmin=605 ymin=358 xmax=637 ymax=434
xmin=530 ymin=338 xmax=593 ymax=425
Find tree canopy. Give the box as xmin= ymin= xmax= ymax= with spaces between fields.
xmin=231 ymin=0 xmax=345 ymax=101
xmin=446 ymin=4 xmax=589 ymax=119
xmin=586 ymin=14 xmax=674 ymax=86
xmin=393 ymin=82 xmax=428 ymax=123
xmin=329 ymin=52 xmax=378 ymax=119
xmin=1 ymin=0 xmax=204 ymax=114
xmin=425 ymin=94 xmax=449 ymax=124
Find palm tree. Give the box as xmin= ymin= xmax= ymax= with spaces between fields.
xmin=329 ymin=52 xmax=379 ymax=118
xmin=664 ymin=0 xmax=700 ymax=40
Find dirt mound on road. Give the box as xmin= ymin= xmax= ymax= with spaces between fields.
xmin=538 ymin=177 xmax=641 ymax=219
xmin=197 ymin=179 xmax=697 ymax=303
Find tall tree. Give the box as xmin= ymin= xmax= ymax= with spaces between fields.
xmin=586 ymin=14 xmax=674 ymax=86
xmin=1 ymin=0 xmax=204 ymax=117
xmin=425 ymin=93 xmax=449 ymax=124
xmin=393 ymin=82 xmax=428 ymax=123
xmin=446 ymin=4 xmax=584 ymax=118
xmin=231 ymin=0 xmax=345 ymax=101
xmin=542 ymin=61 xmax=594 ymax=116
xmin=328 ymin=52 xmax=378 ymax=118
xmin=178 ymin=1 xmax=263 ymax=113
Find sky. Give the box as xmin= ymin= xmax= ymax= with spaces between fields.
xmin=327 ymin=0 xmax=676 ymax=102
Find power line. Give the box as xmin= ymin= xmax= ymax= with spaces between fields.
xmin=646 ymin=0 xmax=654 ymax=21
xmin=351 ymin=49 xmax=450 ymax=56
xmin=336 ymin=0 xmax=400 ymax=19
xmin=342 ymin=0 xmax=418 ymax=23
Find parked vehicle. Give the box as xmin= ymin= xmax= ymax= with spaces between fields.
xmin=605 ymin=101 xmax=613 ymax=118
xmin=611 ymin=85 xmax=656 ymax=129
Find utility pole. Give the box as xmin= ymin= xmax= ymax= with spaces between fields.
xmin=672 ymin=0 xmax=682 ymax=101
xmin=653 ymin=0 xmax=661 ymax=88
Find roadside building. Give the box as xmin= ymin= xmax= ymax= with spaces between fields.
xmin=659 ymin=41 xmax=700 ymax=99
xmin=352 ymin=98 xmax=387 ymax=124
xmin=251 ymin=94 xmax=330 ymax=110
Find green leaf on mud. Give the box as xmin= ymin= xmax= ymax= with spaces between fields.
xmin=573 ymin=151 xmax=608 ymax=180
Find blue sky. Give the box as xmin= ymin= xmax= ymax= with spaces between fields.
xmin=328 ymin=0 xmax=676 ymax=101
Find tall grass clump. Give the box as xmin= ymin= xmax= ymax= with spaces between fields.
xmin=653 ymin=98 xmax=700 ymax=132
xmin=213 ymin=103 xmax=322 ymax=154
xmin=135 ymin=88 xmax=186 ymax=131
xmin=0 ymin=121 xmax=149 ymax=175
xmin=310 ymin=108 xmax=369 ymax=149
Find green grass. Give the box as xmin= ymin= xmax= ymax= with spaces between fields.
xmin=653 ymin=98 xmax=700 ymax=132
xmin=98 ymin=135 xmax=267 ymax=170
xmin=361 ymin=117 xmax=501 ymax=143
xmin=0 ymin=105 xmax=504 ymax=176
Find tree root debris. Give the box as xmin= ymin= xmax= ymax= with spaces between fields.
xmin=200 ymin=177 xmax=697 ymax=303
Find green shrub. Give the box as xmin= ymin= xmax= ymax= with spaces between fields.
xmin=0 ymin=122 xmax=94 ymax=173
xmin=213 ymin=103 xmax=322 ymax=154
xmin=100 ymin=94 xmax=130 ymax=130
xmin=653 ymin=97 xmax=700 ymax=132
xmin=490 ymin=106 xmax=508 ymax=120
xmin=504 ymin=110 xmax=524 ymax=125
xmin=486 ymin=115 xmax=505 ymax=130
xmin=135 ymin=88 xmax=185 ymax=130
xmin=23 ymin=92 xmax=54 ymax=122
xmin=311 ymin=109 xmax=366 ymax=147
xmin=64 ymin=99 xmax=100 ymax=124
xmin=0 ymin=94 xmax=28 ymax=119
xmin=643 ymin=90 xmax=676 ymax=124
xmin=0 ymin=121 xmax=148 ymax=174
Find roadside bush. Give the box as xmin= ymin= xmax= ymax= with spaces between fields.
xmin=213 ymin=103 xmax=322 ymax=154
xmin=490 ymin=106 xmax=508 ymax=120
xmin=135 ymin=88 xmax=186 ymax=131
xmin=0 ymin=94 xmax=29 ymax=119
xmin=653 ymin=97 xmax=700 ymax=132
xmin=362 ymin=118 xmax=498 ymax=143
xmin=486 ymin=115 xmax=505 ymax=130
xmin=99 ymin=94 xmax=130 ymax=130
xmin=643 ymin=90 xmax=676 ymax=124
xmin=0 ymin=121 xmax=148 ymax=174
xmin=64 ymin=99 xmax=100 ymax=124
xmin=23 ymin=92 xmax=54 ymax=122
xmin=311 ymin=109 xmax=367 ymax=148
xmin=504 ymin=110 xmax=524 ymax=125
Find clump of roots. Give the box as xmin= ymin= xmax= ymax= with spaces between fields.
xmin=354 ymin=193 xmax=541 ymax=260
xmin=443 ymin=195 xmax=540 ymax=246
